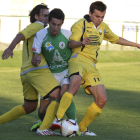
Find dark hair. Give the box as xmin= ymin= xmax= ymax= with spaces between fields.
xmin=29 ymin=3 xmax=49 ymax=23
xmin=90 ymin=1 xmax=107 ymax=14
xmin=48 ymin=8 xmax=65 ymax=22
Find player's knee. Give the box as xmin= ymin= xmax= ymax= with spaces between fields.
xmin=68 ymin=83 xmax=80 ymax=95
xmin=23 ymin=101 xmax=38 ymax=114
xmin=49 ymin=88 xmax=60 ymax=100
xmin=98 ymin=96 xmax=107 ymax=108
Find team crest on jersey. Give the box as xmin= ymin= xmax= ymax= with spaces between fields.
xmin=99 ymin=29 xmax=102 ymax=35
xmin=45 ymin=42 xmax=54 ymax=52
xmin=59 ymin=42 xmax=65 ymax=49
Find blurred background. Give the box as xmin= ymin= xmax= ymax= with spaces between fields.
xmin=0 ymin=0 xmax=140 ymax=51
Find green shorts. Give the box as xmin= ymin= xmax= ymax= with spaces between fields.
xmin=21 ymin=69 xmax=60 ymax=101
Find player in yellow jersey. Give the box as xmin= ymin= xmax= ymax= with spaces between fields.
xmin=1 ymin=3 xmax=61 ymax=136
xmin=51 ymin=1 xmax=140 ymax=136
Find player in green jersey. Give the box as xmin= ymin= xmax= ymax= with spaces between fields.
xmin=31 ymin=8 xmax=77 ymax=135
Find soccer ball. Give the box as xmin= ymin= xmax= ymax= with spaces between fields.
xmin=61 ymin=119 xmax=79 ymax=137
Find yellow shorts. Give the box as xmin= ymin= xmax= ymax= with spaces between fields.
xmin=68 ymin=53 xmax=104 ymax=95
xmin=21 ymin=69 xmax=60 ymax=101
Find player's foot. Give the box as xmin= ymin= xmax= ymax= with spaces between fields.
xmin=76 ymin=132 xmax=83 ymax=136
xmin=49 ymin=118 xmax=61 ymax=131
xmin=29 ymin=120 xmax=42 ymax=132
xmin=80 ymin=128 xmax=97 ymax=136
xmin=36 ymin=128 xmax=61 ymax=136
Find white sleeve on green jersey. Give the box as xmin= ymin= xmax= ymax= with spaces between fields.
xmin=32 ymin=28 xmax=48 ymax=54
xmin=61 ymin=29 xmax=72 ymax=39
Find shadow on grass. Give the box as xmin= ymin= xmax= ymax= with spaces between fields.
xmin=0 ymin=86 xmax=140 ymax=140
xmin=74 ymin=87 xmax=140 ymax=140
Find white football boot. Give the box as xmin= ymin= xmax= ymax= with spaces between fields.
xmin=80 ymin=128 xmax=97 ymax=136
xmin=36 ymin=128 xmax=61 ymax=136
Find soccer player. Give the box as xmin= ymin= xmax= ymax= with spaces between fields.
xmin=50 ymin=1 xmax=140 ymax=136
xmin=1 ymin=3 xmax=61 ymax=136
xmin=31 ymin=8 xmax=78 ymax=135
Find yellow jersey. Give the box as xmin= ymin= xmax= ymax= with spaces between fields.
xmin=19 ymin=22 xmax=48 ymax=75
xmin=70 ymin=15 xmax=119 ymax=63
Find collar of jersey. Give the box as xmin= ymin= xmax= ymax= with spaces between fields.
xmin=47 ymin=28 xmax=61 ymax=38
xmin=84 ymin=14 xmax=99 ymax=30
xmin=84 ymin=14 xmax=91 ymax=22
xmin=35 ymin=21 xmax=44 ymax=26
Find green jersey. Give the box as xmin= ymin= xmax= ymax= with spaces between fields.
xmin=32 ymin=28 xmax=72 ymax=73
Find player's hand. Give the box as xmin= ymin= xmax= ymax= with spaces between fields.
xmin=35 ymin=55 xmax=42 ymax=66
xmin=2 ymin=48 xmax=13 ymax=60
xmin=32 ymin=55 xmax=42 ymax=66
xmin=82 ymin=37 xmax=91 ymax=45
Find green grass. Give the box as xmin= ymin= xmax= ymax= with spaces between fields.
xmin=0 ymin=50 xmax=140 ymax=140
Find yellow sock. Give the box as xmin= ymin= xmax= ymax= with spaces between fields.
xmin=39 ymin=100 xmax=59 ymax=130
xmin=56 ymin=92 xmax=73 ymax=119
xmin=0 ymin=105 xmax=26 ymax=124
xmin=79 ymin=102 xmax=101 ymax=132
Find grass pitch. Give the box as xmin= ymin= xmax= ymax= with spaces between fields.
xmin=0 ymin=50 xmax=140 ymax=140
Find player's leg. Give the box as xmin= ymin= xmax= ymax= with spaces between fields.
xmin=76 ymin=58 xmax=107 ymax=136
xmin=60 ymin=84 xmax=76 ymax=121
xmin=37 ymin=93 xmax=61 ymax=136
xmin=78 ymin=60 xmax=107 ymax=136
xmin=88 ymin=85 xmax=107 ymax=109
xmin=39 ymin=99 xmax=51 ymax=119
xmin=31 ymin=86 xmax=77 ymax=131
xmin=50 ymin=83 xmax=77 ymax=131
xmin=79 ymin=85 xmax=107 ymax=135
xmin=0 ymin=74 xmax=38 ymax=124
xmin=37 ymin=98 xmax=61 ymax=135
xmin=55 ymin=57 xmax=82 ymax=120
xmin=34 ymin=69 xmax=61 ymax=133
xmin=59 ymin=70 xmax=77 ymax=121
xmin=0 ymin=105 xmax=26 ymax=125
xmin=56 ymin=74 xmax=81 ymax=120
xmin=29 ymin=98 xmax=51 ymax=132
xmin=31 ymin=69 xmax=77 ymax=131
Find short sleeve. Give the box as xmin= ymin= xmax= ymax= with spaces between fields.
xmin=19 ymin=22 xmax=44 ymax=40
xmin=103 ymin=23 xmax=119 ymax=44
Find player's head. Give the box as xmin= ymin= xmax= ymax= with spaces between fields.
xmin=48 ymin=8 xmax=65 ymax=37
xmin=89 ymin=1 xmax=107 ymax=27
xmin=29 ymin=3 xmax=49 ymax=27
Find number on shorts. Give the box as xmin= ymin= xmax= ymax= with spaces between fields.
xmin=94 ymin=77 xmax=100 ymax=82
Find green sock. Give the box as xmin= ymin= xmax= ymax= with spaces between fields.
xmin=38 ymin=100 xmax=76 ymax=122
xmin=65 ymin=100 xmax=77 ymax=121
xmin=38 ymin=109 xmax=45 ymax=121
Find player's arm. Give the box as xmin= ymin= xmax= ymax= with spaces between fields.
xmin=68 ymin=20 xmax=91 ymax=49
xmin=32 ymin=31 xmax=43 ymax=66
xmin=32 ymin=53 xmax=42 ymax=66
xmin=116 ymin=37 xmax=140 ymax=49
xmin=2 ymin=33 xmax=24 ymax=60
xmin=69 ymin=37 xmax=91 ymax=49
xmin=104 ymin=23 xmax=140 ymax=49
